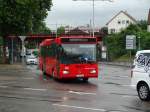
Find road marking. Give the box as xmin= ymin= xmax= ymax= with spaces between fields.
xmin=121 ymin=85 xmax=130 ymax=87
xmin=24 ymin=88 xmax=47 ymax=91
xmin=22 ymin=77 xmax=34 ymax=80
xmin=53 ymin=104 xmax=106 ymax=112
xmin=69 ymin=90 xmax=96 ymax=95
xmin=0 ymin=86 xmax=8 ymax=88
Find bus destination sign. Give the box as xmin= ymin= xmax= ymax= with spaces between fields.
xmin=61 ymin=38 xmax=96 ymax=43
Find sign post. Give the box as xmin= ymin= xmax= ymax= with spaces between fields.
xmin=126 ymin=35 xmax=136 ymax=68
xmin=11 ymin=37 xmax=14 ymax=64
xmin=19 ymin=36 xmax=26 ymax=64
xmin=19 ymin=36 xmax=26 ymax=57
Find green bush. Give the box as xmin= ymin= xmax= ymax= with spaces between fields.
xmin=104 ymin=24 xmax=150 ymax=61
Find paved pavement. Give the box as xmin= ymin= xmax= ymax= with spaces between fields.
xmin=0 ymin=63 xmax=150 ymax=112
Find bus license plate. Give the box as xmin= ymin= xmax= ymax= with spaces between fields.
xmin=76 ymin=74 xmax=84 ymax=77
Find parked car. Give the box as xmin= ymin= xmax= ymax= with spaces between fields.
xmin=26 ymin=55 xmax=38 ymax=65
xmin=131 ymin=50 xmax=150 ymax=101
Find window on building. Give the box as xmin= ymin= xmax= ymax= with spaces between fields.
xmin=110 ymin=29 xmax=115 ymax=33
xmin=126 ymin=20 xmax=129 ymax=24
xmin=118 ymin=21 xmax=121 ymax=24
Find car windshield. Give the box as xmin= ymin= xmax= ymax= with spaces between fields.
xmin=27 ymin=56 xmax=36 ymax=59
xmin=59 ymin=44 xmax=96 ymax=64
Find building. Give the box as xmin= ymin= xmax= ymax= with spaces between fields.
xmin=147 ymin=9 xmax=150 ymax=32
xmin=64 ymin=25 xmax=100 ymax=35
xmin=106 ymin=11 xmax=137 ymax=34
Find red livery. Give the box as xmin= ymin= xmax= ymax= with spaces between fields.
xmin=39 ymin=36 xmax=98 ymax=81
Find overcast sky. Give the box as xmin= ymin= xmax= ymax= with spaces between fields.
xmin=45 ymin=0 xmax=150 ymax=29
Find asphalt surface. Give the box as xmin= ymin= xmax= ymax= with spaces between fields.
xmin=0 ymin=63 xmax=150 ymax=112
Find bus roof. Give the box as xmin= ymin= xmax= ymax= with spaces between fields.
xmin=60 ymin=36 xmax=97 ymax=44
xmin=40 ymin=36 xmax=97 ymax=46
xmin=40 ymin=39 xmax=54 ymax=46
xmin=58 ymin=36 xmax=96 ymax=38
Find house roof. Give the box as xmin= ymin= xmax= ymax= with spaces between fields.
xmin=106 ymin=11 xmax=137 ymax=25
xmin=65 ymin=28 xmax=89 ymax=35
xmin=148 ymin=9 xmax=150 ymax=25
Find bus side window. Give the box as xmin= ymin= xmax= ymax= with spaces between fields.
xmin=59 ymin=46 xmax=64 ymax=54
xmin=47 ymin=46 xmax=54 ymax=57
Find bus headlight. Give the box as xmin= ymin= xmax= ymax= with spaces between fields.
xmin=63 ymin=70 xmax=69 ymax=75
xmin=90 ymin=69 xmax=96 ymax=74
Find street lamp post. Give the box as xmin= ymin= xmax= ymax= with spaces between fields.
xmin=73 ymin=0 xmax=114 ymax=38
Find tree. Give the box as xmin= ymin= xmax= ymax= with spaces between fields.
xmin=0 ymin=36 xmax=3 ymax=46
xmin=137 ymin=20 xmax=148 ymax=31
xmin=57 ymin=26 xmax=65 ymax=36
xmin=0 ymin=0 xmax=52 ymax=62
xmin=32 ymin=22 xmax=51 ymax=35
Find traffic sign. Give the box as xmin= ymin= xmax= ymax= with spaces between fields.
xmin=126 ymin=35 xmax=136 ymax=50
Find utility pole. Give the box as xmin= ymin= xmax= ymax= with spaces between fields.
xmin=138 ymin=36 xmax=141 ymax=50
xmin=90 ymin=19 xmax=92 ymax=36
xmin=56 ymin=23 xmax=58 ymax=38
xmin=73 ymin=0 xmax=114 ymax=38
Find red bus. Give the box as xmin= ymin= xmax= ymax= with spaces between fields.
xmin=39 ymin=36 xmax=98 ymax=81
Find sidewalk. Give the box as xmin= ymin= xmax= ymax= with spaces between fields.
xmin=100 ymin=61 xmax=131 ymax=67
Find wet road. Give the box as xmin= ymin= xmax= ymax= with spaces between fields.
xmin=0 ymin=64 xmax=150 ymax=112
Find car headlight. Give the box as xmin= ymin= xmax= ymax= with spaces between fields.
xmin=90 ymin=69 xmax=96 ymax=74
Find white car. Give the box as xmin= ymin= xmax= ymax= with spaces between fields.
xmin=26 ymin=55 xmax=38 ymax=65
xmin=131 ymin=50 xmax=150 ymax=101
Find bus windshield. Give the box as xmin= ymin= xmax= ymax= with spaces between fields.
xmin=59 ymin=44 xmax=96 ymax=64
